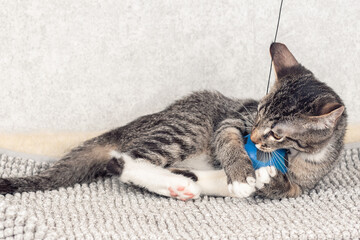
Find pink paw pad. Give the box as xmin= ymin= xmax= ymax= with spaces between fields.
xmin=184 ymin=192 xmax=194 ymax=198
xmin=168 ymin=186 xmax=196 ymax=201
xmin=168 ymin=187 xmax=178 ymax=197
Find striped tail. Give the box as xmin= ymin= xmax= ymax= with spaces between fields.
xmin=0 ymin=141 xmax=115 ymax=195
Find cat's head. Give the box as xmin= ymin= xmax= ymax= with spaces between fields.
xmin=251 ymin=43 xmax=346 ymax=153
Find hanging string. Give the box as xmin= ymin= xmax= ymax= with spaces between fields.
xmin=266 ymin=0 xmax=284 ymax=94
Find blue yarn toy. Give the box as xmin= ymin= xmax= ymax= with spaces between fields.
xmin=244 ymin=134 xmax=288 ymax=174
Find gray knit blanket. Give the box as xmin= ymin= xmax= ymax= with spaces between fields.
xmin=0 ymin=145 xmax=359 ymax=240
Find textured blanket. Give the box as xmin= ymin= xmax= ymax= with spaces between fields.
xmin=0 ymin=145 xmax=359 ymax=239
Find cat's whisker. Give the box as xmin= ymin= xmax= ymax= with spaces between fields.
xmin=273 ymin=151 xmax=288 ymax=172
xmin=272 ymin=151 xmax=294 ymax=185
xmin=273 ymin=150 xmax=290 ymax=164
xmin=268 ymin=151 xmax=274 ymax=176
xmin=267 ymin=151 xmax=294 ymax=187
xmin=252 ymin=155 xmax=261 ymax=170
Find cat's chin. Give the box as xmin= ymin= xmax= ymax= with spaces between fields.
xmin=255 ymin=144 xmax=274 ymax=153
xmin=260 ymin=149 xmax=274 ymax=153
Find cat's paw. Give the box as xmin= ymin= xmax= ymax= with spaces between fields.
xmin=166 ymin=180 xmax=201 ymax=201
xmin=155 ymin=175 xmax=200 ymax=201
xmin=255 ymin=166 xmax=277 ymax=189
xmin=228 ymin=177 xmax=256 ymax=198
xmin=224 ymin=159 xmax=256 ymax=198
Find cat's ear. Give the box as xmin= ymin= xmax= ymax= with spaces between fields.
xmin=307 ymin=102 xmax=345 ymax=129
xmin=270 ymin=43 xmax=299 ymax=79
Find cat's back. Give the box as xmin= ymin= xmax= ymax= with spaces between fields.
xmin=99 ymin=90 xmax=255 ymax=145
xmin=166 ymin=90 xmax=248 ymax=114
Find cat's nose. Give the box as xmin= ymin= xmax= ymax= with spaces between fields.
xmin=250 ymin=130 xmax=261 ymax=144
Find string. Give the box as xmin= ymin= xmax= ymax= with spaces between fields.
xmin=266 ymin=0 xmax=284 ymax=94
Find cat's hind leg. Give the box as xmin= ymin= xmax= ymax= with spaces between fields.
xmin=170 ymin=168 xmax=232 ymax=197
xmin=106 ymin=151 xmax=201 ymax=201
xmin=170 ymin=168 xmax=255 ymax=198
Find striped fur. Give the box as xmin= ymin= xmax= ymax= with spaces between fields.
xmin=0 ymin=43 xmax=347 ymax=200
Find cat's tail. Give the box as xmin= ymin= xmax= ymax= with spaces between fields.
xmin=0 ymin=139 xmax=116 ymax=195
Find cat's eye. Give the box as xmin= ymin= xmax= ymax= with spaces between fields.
xmin=270 ymin=131 xmax=282 ymax=140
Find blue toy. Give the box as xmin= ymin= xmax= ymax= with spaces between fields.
xmin=244 ymin=134 xmax=288 ymax=174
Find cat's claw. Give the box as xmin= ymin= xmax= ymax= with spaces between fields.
xmin=167 ymin=181 xmax=200 ymax=201
xmin=228 ymin=177 xmax=256 ymax=198
xmin=255 ymin=166 xmax=277 ymax=189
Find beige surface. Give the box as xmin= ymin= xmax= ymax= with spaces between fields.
xmin=0 ymin=124 xmax=359 ymax=158
xmin=345 ymin=124 xmax=360 ymax=144
xmin=0 ymin=131 xmax=103 ymax=158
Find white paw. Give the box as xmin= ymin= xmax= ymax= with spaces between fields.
xmin=255 ymin=166 xmax=277 ymax=189
xmin=228 ymin=177 xmax=256 ymax=198
xmin=267 ymin=165 xmax=277 ymax=177
xmin=161 ymin=178 xmax=201 ymax=201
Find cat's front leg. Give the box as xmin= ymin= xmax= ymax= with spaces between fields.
xmin=212 ymin=119 xmax=256 ymax=198
xmin=255 ymin=167 xmax=302 ymax=199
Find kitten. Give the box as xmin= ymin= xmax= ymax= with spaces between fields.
xmin=0 ymin=43 xmax=346 ymax=200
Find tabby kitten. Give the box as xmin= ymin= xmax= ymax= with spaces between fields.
xmin=0 ymin=43 xmax=346 ymax=200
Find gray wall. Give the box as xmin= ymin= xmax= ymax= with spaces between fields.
xmin=1 ymin=0 xmax=359 ymax=132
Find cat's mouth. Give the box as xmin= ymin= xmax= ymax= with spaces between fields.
xmin=255 ymin=144 xmax=273 ymax=152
